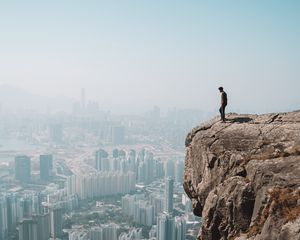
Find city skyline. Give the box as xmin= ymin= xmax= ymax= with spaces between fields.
xmin=0 ymin=2 xmax=299 ymax=239
xmin=1 ymin=1 xmax=300 ymax=114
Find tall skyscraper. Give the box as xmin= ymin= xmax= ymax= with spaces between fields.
xmin=0 ymin=196 xmax=8 ymax=240
xmin=174 ymin=217 xmax=186 ymax=240
xmin=137 ymin=149 xmax=145 ymax=164
xmin=18 ymin=219 xmax=38 ymax=240
xmin=34 ymin=214 xmax=50 ymax=240
xmin=17 ymin=197 xmax=33 ymax=222
xmin=165 ymin=160 xmax=175 ymax=179
xmin=128 ymin=149 xmax=136 ymax=172
xmin=154 ymin=160 xmax=164 ymax=179
xmin=157 ymin=177 xmax=175 ymax=240
xmin=164 ymin=177 xmax=174 ymax=215
xmin=157 ymin=214 xmax=175 ymax=240
xmin=50 ymin=207 xmax=63 ymax=239
xmin=144 ymin=151 xmax=154 ymax=184
xmin=137 ymin=161 xmax=146 ymax=183
xmin=6 ymin=194 xmax=17 ymax=235
xmin=40 ymin=154 xmax=53 ymax=181
xmin=95 ymin=149 xmax=109 ymax=171
xmin=32 ymin=193 xmax=42 ymax=215
xmin=15 ymin=156 xmax=31 ymax=183
xmin=150 ymin=193 xmax=164 ymax=217
xmin=175 ymin=160 xmax=184 ymax=183
xmin=23 ymin=198 xmax=33 ymax=219
xmin=111 ymin=126 xmax=125 ymax=145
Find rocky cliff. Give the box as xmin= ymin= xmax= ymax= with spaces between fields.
xmin=183 ymin=111 xmax=300 ymax=240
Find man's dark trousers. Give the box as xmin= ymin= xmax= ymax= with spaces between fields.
xmin=219 ymin=104 xmax=226 ymax=122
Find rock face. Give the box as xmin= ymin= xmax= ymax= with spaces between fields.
xmin=183 ymin=111 xmax=300 ymax=240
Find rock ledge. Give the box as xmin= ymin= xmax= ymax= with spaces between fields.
xmin=183 ymin=111 xmax=300 ymax=240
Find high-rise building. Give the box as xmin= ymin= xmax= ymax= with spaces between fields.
xmin=70 ymin=172 xmax=136 ymax=200
xmin=133 ymin=200 xmax=154 ymax=226
xmin=6 ymin=194 xmax=17 ymax=235
xmin=34 ymin=214 xmax=50 ymax=240
xmin=137 ymin=149 xmax=145 ymax=164
xmin=40 ymin=154 xmax=53 ymax=181
xmin=24 ymin=198 xmax=33 ymax=218
xmin=32 ymin=193 xmax=42 ymax=215
xmin=0 ymin=196 xmax=8 ymax=240
xmin=103 ymin=224 xmax=118 ymax=240
xmin=157 ymin=214 xmax=175 ymax=240
xmin=137 ymin=161 xmax=146 ymax=183
xmin=122 ymin=194 xmax=160 ymax=227
xmin=174 ymin=216 xmax=186 ymax=240
xmin=18 ymin=219 xmax=38 ymax=240
xmin=50 ymin=207 xmax=63 ymax=239
xmin=144 ymin=151 xmax=154 ymax=184
xmin=90 ymin=224 xmax=118 ymax=240
xmin=165 ymin=160 xmax=175 ymax=179
xmin=121 ymin=195 xmax=136 ymax=217
xmin=66 ymin=175 xmax=76 ymax=197
xmin=95 ymin=149 xmax=109 ymax=171
xmin=150 ymin=193 xmax=164 ymax=217
xmin=156 ymin=184 xmax=186 ymax=240
xmin=90 ymin=226 xmax=103 ymax=240
xmin=175 ymin=160 xmax=184 ymax=183
xmin=17 ymin=198 xmax=24 ymax=222
xmin=111 ymin=126 xmax=125 ymax=145
xmin=164 ymin=177 xmax=174 ymax=215
xmin=128 ymin=149 xmax=136 ymax=172
xmin=15 ymin=156 xmax=31 ymax=183
xmin=154 ymin=160 xmax=164 ymax=179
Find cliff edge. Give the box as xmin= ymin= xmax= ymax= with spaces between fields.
xmin=183 ymin=111 xmax=300 ymax=240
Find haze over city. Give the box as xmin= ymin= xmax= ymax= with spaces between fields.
xmin=0 ymin=1 xmax=300 ymax=240
xmin=1 ymin=1 xmax=300 ymax=114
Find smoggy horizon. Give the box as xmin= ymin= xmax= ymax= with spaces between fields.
xmin=1 ymin=1 xmax=300 ymax=114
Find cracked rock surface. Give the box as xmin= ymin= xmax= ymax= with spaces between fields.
xmin=183 ymin=111 xmax=300 ymax=240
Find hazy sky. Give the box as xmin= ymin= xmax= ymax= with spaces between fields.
xmin=0 ymin=1 xmax=299 ymax=113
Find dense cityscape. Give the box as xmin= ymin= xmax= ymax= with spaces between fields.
xmin=1 ymin=0 xmax=299 ymax=239
xmin=0 ymin=89 xmax=210 ymax=240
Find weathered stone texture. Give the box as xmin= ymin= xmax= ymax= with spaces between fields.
xmin=184 ymin=111 xmax=300 ymax=240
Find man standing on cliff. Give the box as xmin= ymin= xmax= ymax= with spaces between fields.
xmin=218 ymin=87 xmax=227 ymax=122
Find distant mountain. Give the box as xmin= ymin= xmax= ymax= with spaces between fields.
xmin=0 ymin=85 xmax=75 ymax=113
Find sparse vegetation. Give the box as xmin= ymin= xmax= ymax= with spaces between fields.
xmin=269 ymin=187 xmax=300 ymax=223
xmin=249 ymin=187 xmax=300 ymax=237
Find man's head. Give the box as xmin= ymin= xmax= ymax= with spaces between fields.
xmin=218 ymin=87 xmax=224 ymax=92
